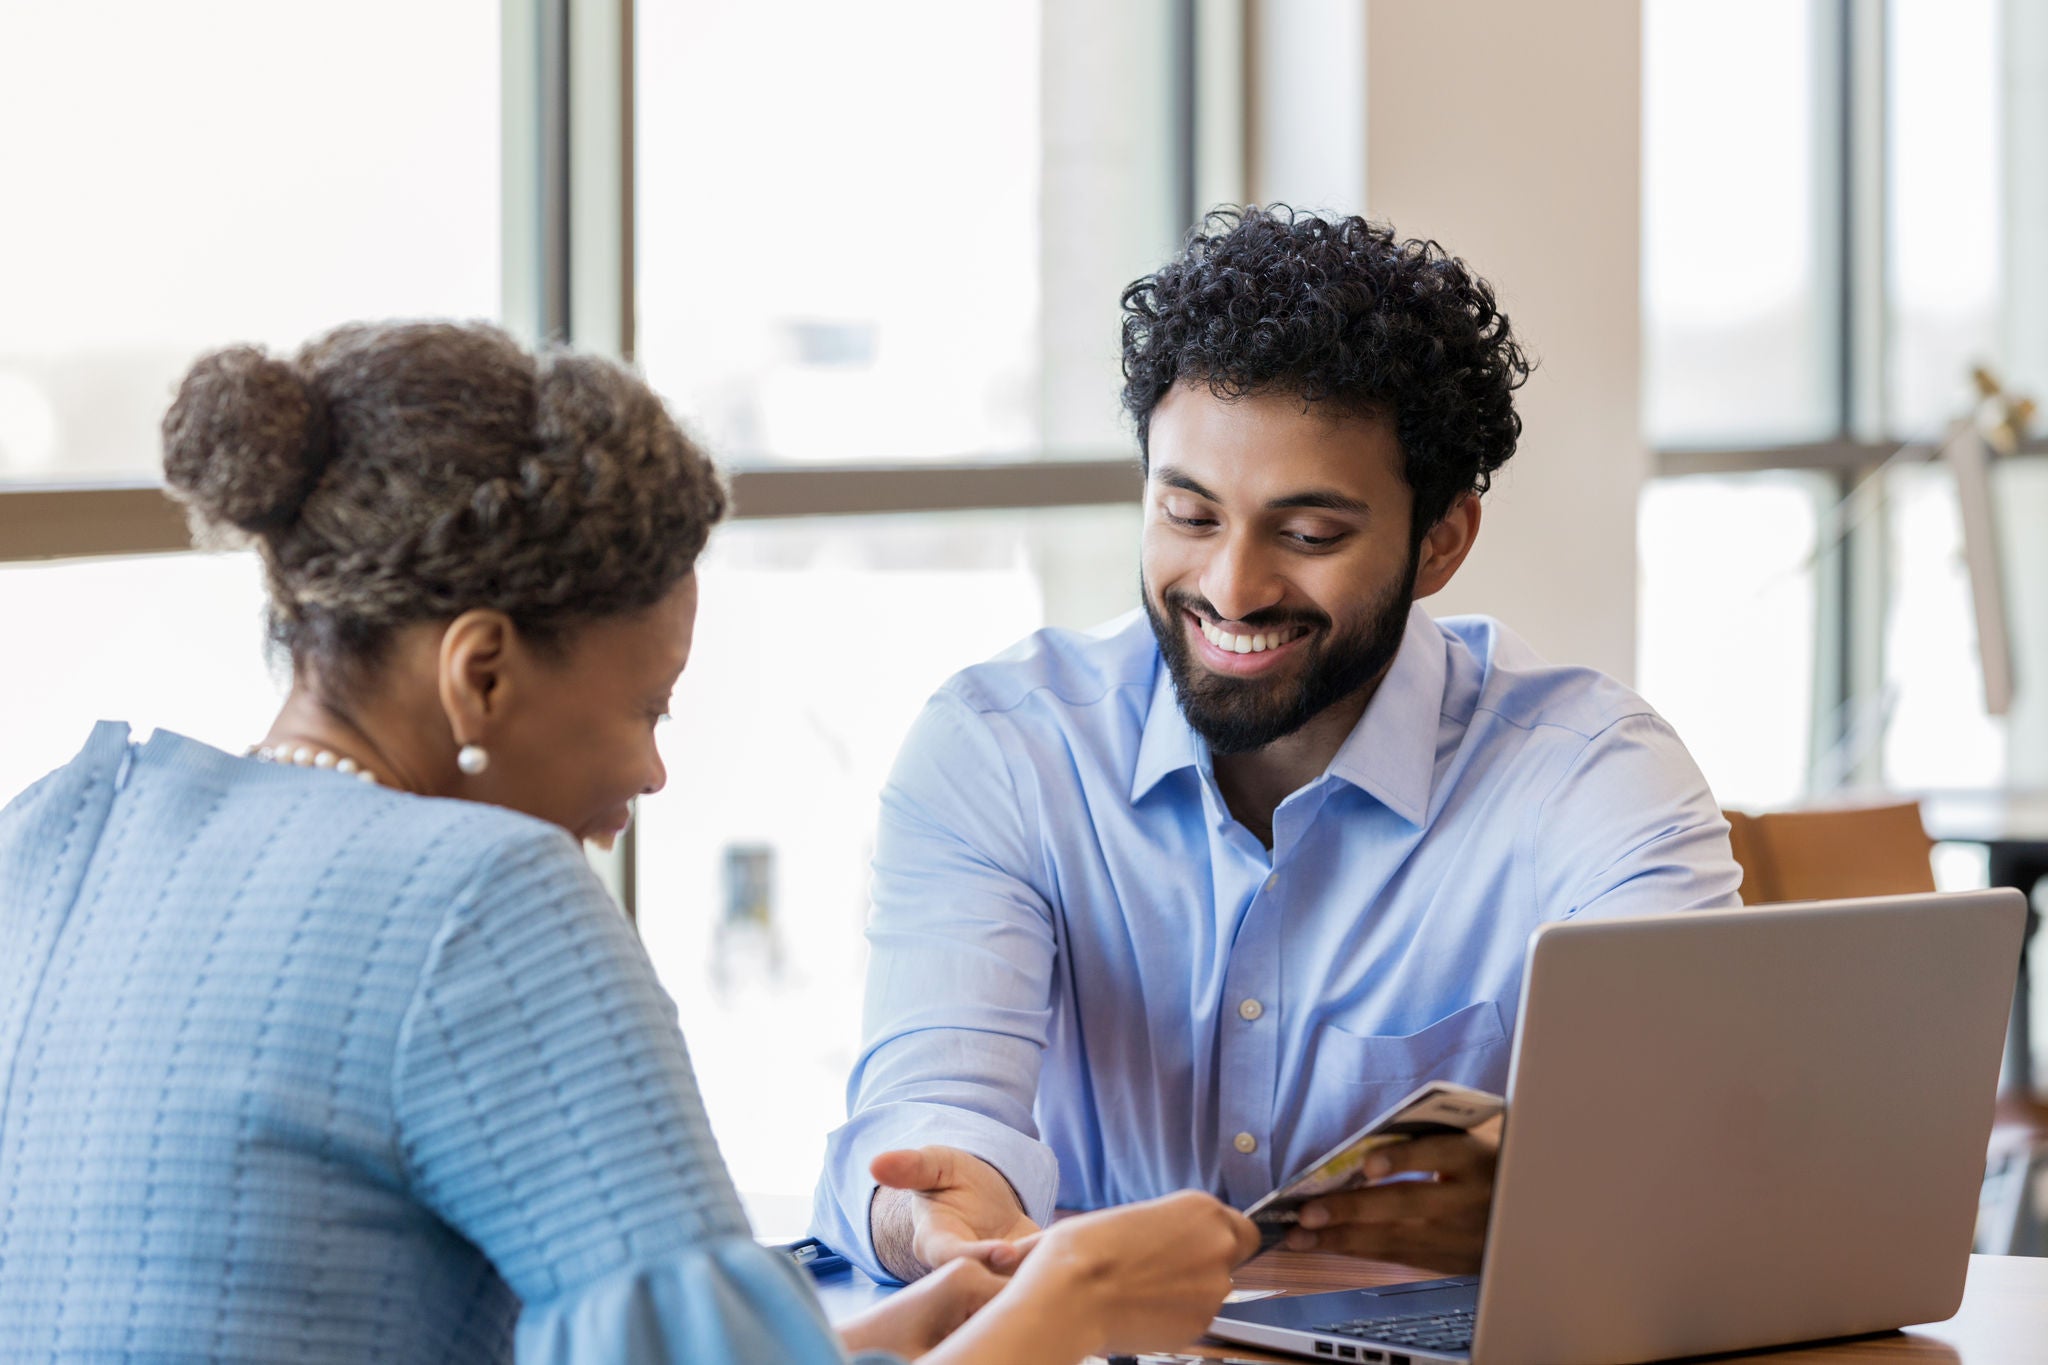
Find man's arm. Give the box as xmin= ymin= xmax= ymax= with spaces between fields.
xmin=811 ymin=691 xmax=1064 ymax=1281
xmin=1534 ymin=711 xmax=1744 ymax=920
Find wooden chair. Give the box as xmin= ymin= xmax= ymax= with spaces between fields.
xmin=1722 ymin=802 xmax=1935 ymax=905
xmin=1723 ymin=801 xmax=2046 ymax=1254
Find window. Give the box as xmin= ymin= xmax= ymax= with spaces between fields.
xmin=1640 ymin=0 xmax=2048 ymax=806
xmin=0 ymin=1 xmax=500 ymax=483
xmin=1642 ymin=0 xmax=1838 ymax=448
xmin=1885 ymin=0 xmax=2001 ymax=435
xmin=636 ymin=0 xmax=1181 ymax=466
xmin=1880 ymin=462 xmax=2009 ymax=790
xmin=0 ymin=552 xmax=278 ymax=800
xmin=1636 ymin=473 xmax=1826 ymax=810
xmin=0 ymin=1 xmax=1197 ymax=1202
xmin=634 ymin=506 xmax=1142 ymax=1196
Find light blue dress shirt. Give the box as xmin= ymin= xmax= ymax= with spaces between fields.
xmin=1 ymin=724 xmax=895 ymax=1365
xmin=813 ymin=605 xmax=1741 ymax=1276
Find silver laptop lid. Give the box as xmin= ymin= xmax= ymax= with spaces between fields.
xmin=1472 ymin=890 xmax=2025 ymax=1365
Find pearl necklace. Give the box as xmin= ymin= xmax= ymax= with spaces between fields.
xmin=250 ymin=744 xmax=382 ymax=786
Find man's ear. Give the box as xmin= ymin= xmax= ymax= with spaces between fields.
xmin=1414 ymin=493 xmax=1482 ymax=599
xmin=436 ymin=609 xmax=518 ymax=746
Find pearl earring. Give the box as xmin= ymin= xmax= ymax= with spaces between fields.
xmin=457 ymin=743 xmax=490 ymax=776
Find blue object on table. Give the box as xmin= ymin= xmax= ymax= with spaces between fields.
xmin=774 ymin=1237 xmax=852 ymax=1279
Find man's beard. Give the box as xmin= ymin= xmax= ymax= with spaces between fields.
xmin=1143 ymin=557 xmax=1418 ymax=757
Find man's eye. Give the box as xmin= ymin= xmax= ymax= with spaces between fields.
xmin=1165 ymin=509 xmax=1215 ymax=529
xmin=1288 ymin=531 xmax=1343 ymax=547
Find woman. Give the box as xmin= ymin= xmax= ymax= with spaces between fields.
xmin=0 ymin=322 xmax=1256 ymax=1362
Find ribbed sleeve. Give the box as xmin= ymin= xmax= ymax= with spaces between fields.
xmin=0 ymin=726 xmax=871 ymax=1365
xmin=393 ymin=826 xmax=866 ymax=1360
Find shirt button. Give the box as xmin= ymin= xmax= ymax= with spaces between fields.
xmin=1265 ymin=874 xmax=1279 ymax=891
xmin=1238 ymin=998 xmax=1264 ymax=1021
xmin=1234 ymin=1131 xmax=1258 ymax=1154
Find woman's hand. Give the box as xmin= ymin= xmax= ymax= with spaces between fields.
xmin=1005 ymin=1190 xmax=1261 ymax=1355
xmin=902 ymin=1190 xmax=1258 ymax=1364
xmin=836 ymin=1258 xmax=1009 ymax=1358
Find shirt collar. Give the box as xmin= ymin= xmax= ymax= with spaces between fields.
xmin=1131 ymin=654 xmax=1205 ymax=803
xmin=1323 ymin=601 xmax=1446 ymax=826
xmin=1128 ymin=601 xmax=1447 ymax=825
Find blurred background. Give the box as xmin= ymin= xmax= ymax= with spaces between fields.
xmin=3 ymin=0 xmax=2045 ymax=1206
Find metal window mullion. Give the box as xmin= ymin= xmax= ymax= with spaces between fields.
xmin=1170 ymin=0 xmax=1199 ymax=235
xmin=1809 ymin=0 xmax=1892 ymax=795
xmin=545 ymin=0 xmax=635 ymax=914
xmin=539 ymin=0 xmax=573 ymax=342
xmin=1845 ymin=0 xmax=1889 ymax=442
xmin=1839 ymin=0 xmax=1891 ymax=788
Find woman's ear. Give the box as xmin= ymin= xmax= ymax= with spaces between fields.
xmin=437 ymin=609 xmax=518 ymax=746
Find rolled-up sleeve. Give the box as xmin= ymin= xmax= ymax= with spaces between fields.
xmin=1534 ymin=712 xmax=1745 ymax=921
xmin=811 ymin=691 xmax=1063 ymax=1279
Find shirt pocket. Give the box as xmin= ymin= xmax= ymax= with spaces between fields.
xmin=1315 ymin=999 xmax=1509 ymax=1120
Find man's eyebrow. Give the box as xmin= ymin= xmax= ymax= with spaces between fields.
xmin=1154 ymin=467 xmax=1221 ymax=502
xmin=1157 ymin=467 xmax=1371 ymax=517
xmin=1266 ymin=489 xmax=1372 ymax=516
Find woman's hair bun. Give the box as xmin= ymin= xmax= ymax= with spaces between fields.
xmin=162 ymin=344 xmax=330 ymax=534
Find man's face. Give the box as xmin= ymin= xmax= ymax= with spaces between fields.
xmin=1141 ymin=383 xmax=1420 ymax=755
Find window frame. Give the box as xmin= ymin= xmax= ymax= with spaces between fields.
xmin=0 ymin=0 xmax=1187 ymax=914
xmin=14 ymin=0 xmax=2039 ymax=873
xmin=1648 ymin=0 xmax=2048 ymax=797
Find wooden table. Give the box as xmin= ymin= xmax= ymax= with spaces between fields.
xmin=815 ymin=1251 xmax=2048 ymax=1362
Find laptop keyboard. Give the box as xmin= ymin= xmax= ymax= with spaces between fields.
xmin=1328 ymin=1305 xmax=1477 ymax=1353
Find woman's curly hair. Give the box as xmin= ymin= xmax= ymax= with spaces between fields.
xmin=1121 ymin=205 xmax=1532 ymax=537
xmin=162 ymin=320 xmax=727 ymax=696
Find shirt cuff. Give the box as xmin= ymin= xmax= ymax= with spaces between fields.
xmin=810 ymin=1101 xmax=1061 ymax=1282
xmin=515 ymin=1234 xmax=896 ymax=1365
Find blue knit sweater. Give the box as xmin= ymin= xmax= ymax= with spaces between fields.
xmin=0 ymin=724 xmax=892 ymax=1364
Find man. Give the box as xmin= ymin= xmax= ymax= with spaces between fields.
xmin=811 ymin=207 xmax=1742 ymax=1282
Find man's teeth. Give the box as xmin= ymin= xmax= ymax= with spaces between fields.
xmin=1199 ymin=620 xmax=1307 ymax=655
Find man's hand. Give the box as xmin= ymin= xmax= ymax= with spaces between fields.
xmin=869 ymin=1145 xmax=1041 ymax=1282
xmin=1281 ymin=1122 xmax=1500 ymax=1273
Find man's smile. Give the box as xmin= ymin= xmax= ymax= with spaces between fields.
xmin=1186 ymin=608 xmax=1314 ymax=676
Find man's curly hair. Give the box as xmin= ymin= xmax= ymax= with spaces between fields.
xmin=1121 ymin=205 xmax=1532 ymax=538
xmin=163 ymin=321 xmax=726 ymax=698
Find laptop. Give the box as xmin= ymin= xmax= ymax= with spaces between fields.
xmin=1209 ymin=890 xmax=2026 ymax=1365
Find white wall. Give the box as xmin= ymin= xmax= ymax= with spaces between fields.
xmin=1360 ymin=0 xmax=1645 ymax=684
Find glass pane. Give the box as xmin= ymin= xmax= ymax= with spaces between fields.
xmin=2001 ymin=2 xmax=2048 ymax=410
xmin=1636 ymin=473 xmax=1825 ymax=809
xmin=635 ymin=0 xmax=1179 ymax=466
xmin=0 ymin=2 xmax=499 ymax=483
xmin=633 ymin=505 xmax=1141 ymax=1197
xmin=1885 ymin=0 xmax=2003 ymax=436
xmin=1885 ymin=0 xmax=2003 ymax=435
xmin=0 ymin=552 xmax=281 ymax=800
xmin=1880 ymin=462 xmax=2008 ymax=789
xmin=1643 ymin=0 xmax=1838 ymax=446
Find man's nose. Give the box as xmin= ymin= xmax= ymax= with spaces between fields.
xmin=1199 ymin=533 xmax=1285 ymax=624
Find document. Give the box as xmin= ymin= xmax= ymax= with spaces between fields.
xmin=1244 ymin=1080 xmax=1504 ymax=1249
